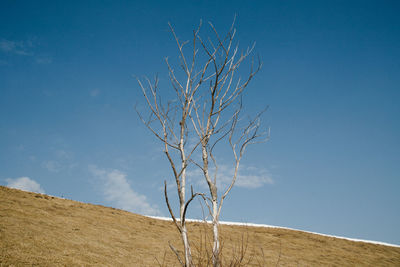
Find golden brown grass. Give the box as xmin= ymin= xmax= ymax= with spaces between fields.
xmin=1 ymin=186 xmax=399 ymax=266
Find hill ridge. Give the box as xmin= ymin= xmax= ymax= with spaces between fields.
xmin=147 ymin=215 xmax=400 ymax=248
xmin=1 ymin=186 xmax=400 ymax=266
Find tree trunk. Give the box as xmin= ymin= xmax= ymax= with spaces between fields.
xmin=181 ymin=224 xmax=192 ymax=266
xmin=212 ymin=194 xmax=220 ymax=266
xmin=180 ymin=165 xmax=192 ymax=266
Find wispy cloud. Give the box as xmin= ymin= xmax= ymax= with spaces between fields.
xmin=41 ymin=160 xmax=62 ymax=172
xmin=0 ymin=38 xmax=52 ymax=64
xmin=235 ymin=165 xmax=274 ymax=188
xmin=89 ymin=165 xmax=161 ymax=216
xmin=35 ymin=56 xmax=52 ymax=64
xmin=90 ymin=89 xmax=100 ymax=97
xmin=0 ymin=39 xmax=32 ymax=56
xmin=55 ymin=149 xmax=72 ymax=160
xmin=187 ymin=164 xmax=274 ymax=190
xmin=5 ymin=177 xmax=45 ymax=193
xmin=41 ymin=149 xmax=76 ymax=172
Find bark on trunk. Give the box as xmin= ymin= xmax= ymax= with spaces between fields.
xmin=180 ymin=164 xmax=192 ymax=266
xmin=212 ymin=199 xmax=220 ymax=267
xmin=181 ymin=225 xmax=192 ymax=266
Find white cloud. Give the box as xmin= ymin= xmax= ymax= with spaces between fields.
xmin=235 ymin=174 xmax=274 ymax=188
xmin=187 ymin=164 xmax=273 ymax=190
xmin=6 ymin=177 xmax=45 ymax=193
xmin=89 ymin=165 xmax=161 ymax=216
xmin=235 ymin=165 xmax=274 ymax=188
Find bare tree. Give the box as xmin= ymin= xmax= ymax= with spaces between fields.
xmin=137 ymin=19 xmax=267 ymax=267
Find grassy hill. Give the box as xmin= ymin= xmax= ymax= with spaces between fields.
xmin=1 ymin=186 xmax=399 ymax=266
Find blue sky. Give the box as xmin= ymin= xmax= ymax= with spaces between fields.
xmin=1 ymin=0 xmax=399 ymax=244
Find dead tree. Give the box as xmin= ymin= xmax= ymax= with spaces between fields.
xmin=137 ymin=19 xmax=267 ymax=267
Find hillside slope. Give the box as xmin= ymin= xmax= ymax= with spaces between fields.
xmin=1 ymin=186 xmax=399 ymax=266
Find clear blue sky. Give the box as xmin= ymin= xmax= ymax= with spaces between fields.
xmin=1 ymin=0 xmax=399 ymax=244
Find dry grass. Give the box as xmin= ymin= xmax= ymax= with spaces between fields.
xmin=1 ymin=186 xmax=399 ymax=266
